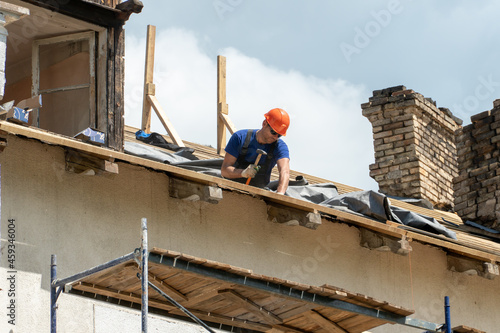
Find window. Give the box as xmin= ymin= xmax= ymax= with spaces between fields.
xmin=32 ymin=32 xmax=96 ymax=137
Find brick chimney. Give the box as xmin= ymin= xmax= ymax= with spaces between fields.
xmin=362 ymin=85 xmax=462 ymax=209
xmin=454 ymin=100 xmax=500 ymax=230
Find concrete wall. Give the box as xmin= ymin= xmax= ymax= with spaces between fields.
xmin=0 ymin=135 xmax=499 ymax=332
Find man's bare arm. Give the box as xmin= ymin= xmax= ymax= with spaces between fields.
xmin=221 ymin=153 xmax=243 ymax=179
xmin=276 ymin=158 xmax=290 ymax=194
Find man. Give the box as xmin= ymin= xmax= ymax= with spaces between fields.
xmin=221 ymin=108 xmax=290 ymax=194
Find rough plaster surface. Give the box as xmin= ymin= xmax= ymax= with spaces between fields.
xmin=0 ymin=135 xmax=498 ymax=332
xmin=94 ymin=303 xmax=224 ymax=333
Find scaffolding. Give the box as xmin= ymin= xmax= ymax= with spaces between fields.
xmin=50 ymin=218 xmax=456 ymax=333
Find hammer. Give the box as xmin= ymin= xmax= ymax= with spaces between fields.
xmin=245 ymin=149 xmax=267 ymax=185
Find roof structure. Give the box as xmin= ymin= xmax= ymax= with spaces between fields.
xmin=123 ymin=124 xmax=500 ymax=263
xmin=1 ymin=119 xmax=500 ymax=267
xmin=65 ymin=248 xmax=417 ymax=332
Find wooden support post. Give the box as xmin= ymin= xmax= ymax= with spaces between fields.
xmin=141 ymin=25 xmax=156 ymax=133
xmin=140 ymin=25 xmax=184 ymax=147
xmin=147 ymin=95 xmax=185 ymax=147
xmin=217 ymin=55 xmax=229 ymax=156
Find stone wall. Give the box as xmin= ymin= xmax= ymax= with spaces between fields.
xmin=454 ymin=100 xmax=500 ymax=230
xmin=362 ymin=85 xmax=462 ymax=209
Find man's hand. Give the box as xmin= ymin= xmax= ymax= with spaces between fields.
xmin=242 ymin=165 xmax=261 ymax=178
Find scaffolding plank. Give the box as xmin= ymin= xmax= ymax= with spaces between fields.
xmin=62 ymin=248 xmax=432 ymax=332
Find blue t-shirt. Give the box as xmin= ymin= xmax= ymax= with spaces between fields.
xmin=225 ymin=129 xmax=290 ymax=182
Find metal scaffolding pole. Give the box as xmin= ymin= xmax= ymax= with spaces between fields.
xmin=141 ymin=218 xmax=148 ymax=333
xmin=147 ymin=280 xmax=216 ymax=332
xmin=49 ymin=217 xmax=454 ymax=333
xmin=444 ymin=296 xmax=451 ymax=333
xmin=50 ymin=255 xmax=57 ymax=333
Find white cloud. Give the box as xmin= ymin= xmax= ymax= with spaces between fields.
xmin=125 ymin=28 xmax=378 ymax=191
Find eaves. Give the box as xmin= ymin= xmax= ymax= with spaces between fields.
xmin=1 ymin=120 xmax=499 ymax=267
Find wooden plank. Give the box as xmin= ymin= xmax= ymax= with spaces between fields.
xmin=217 ymin=55 xmax=228 ymax=155
xmin=113 ymin=25 xmax=125 ymax=151
xmin=141 ymin=25 xmax=155 ymax=133
xmin=88 ymin=31 xmax=97 ymax=129
xmin=219 ymin=112 xmax=236 ymax=135
xmin=97 ymin=29 xmax=108 ymax=135
xmin=31 ymin=37 xmax=40 ymax=97
xmin=148 ymin=272 xmax=188 ymax=301
xmin=147 ymin=94 xmax=185 ymax=147
xmin=452 ymin=325 xmax=486 ymax=333
xmin=180 ymin=284 xmax=225 ymax=309
xmin=305 ymin=310 xmax=348 ymax=333
xmin=268 ymin=325 xmax=309 ymax=333
xmin=218 ymin=289 xmax=283 ymax=325
xmin=169 ymin=307 xmax=272 ymax=331
xmin=106 ymin=27 xmax=116 ymax=149
xmin=71 ymin=281 xmax=177 ymax=312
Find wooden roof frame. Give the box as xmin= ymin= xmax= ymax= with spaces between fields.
xmin=56 ymin=248 xmax=446 ymax=333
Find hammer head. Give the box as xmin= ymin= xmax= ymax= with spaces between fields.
xmin=256 ymin=149 xmax=267 ymax=156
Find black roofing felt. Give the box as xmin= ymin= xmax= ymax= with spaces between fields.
xmin=125 ymin=140 xmax=457 ymax=239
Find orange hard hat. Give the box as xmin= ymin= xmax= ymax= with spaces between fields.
xmin=264 ymin=108 xmax=290 ymax=136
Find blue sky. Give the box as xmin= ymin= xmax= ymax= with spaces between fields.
xmin=123 ymin=1 xmax=500 ymax=191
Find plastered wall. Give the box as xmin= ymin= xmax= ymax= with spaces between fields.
xmin=0 ymin=135 xmax=499 ymax=332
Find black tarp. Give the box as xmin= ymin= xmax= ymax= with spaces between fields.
xmin=124 ymin=141 xmax=456 ymax=239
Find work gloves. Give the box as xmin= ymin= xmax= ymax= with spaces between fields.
xmin=242 ymin=165 xmax=261 ymax=178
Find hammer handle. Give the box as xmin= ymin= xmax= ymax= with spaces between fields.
xmin=245 ymin=153 xmax=263 ymax=185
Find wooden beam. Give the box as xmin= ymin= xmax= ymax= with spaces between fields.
xmin=305 ymin=310 xmax=348 ymax=333
xmin=22 ymin=0 xmax=133 ymax=27
xmin=169 ymin=177 xmax=222 ymax=204
xmin=148 ymin=272 xmax=189 ymax=302
xmin=267 ymin=325 xmax=308 ymax=333
xmin=452 ymin=325 xmax=486 ymax=333
xmin=267 ymin=202 xmax=321 ymax=230
xmin=147 ymin=95 xmax=185 ymax=147
xmin=217 ymin=55 xmax=229 ymax=156
xmin=141 ymin=25 xmax=156 ymax=133
xmin=71 ymin=281 xmax=177 ymax=312
xmin=65 ymin=149 xmax=118 ymax=176
xmin=219 ymin=112 xmax=236 ymax=135
xmin=97 ymin=29 xmax=108 ymax=136
xmin=218 ymin=289 xmax=283 ymax=325
xmin=169 ymin=307 xmax=272 ymax=331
